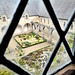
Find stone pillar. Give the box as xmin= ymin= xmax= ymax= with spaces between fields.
xmin=36 ymin=25 xmax=39 ymax=35
xmin=39 ymin=24 xmax=41 ymax=32
xmin=29 ymin=23 xmax=34 ymax=32
xmin=41 ymin=26 xmax=44 ymax=38
xmin=33 ymin=24 xmax=36 ymax=33
xmin=32 ymin=24 xmax=33 ymax=32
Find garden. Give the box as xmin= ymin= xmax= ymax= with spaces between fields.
xmin=12 ymin=44 xmax=69 ymax=75
xmin=67 ymin=33 xmax=74 ymax=49
xmin=14 ymin=32 xmax=46 ymax=48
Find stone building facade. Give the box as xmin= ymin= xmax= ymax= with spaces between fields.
xmin=0 ymin=14 xmax=75 ymax=42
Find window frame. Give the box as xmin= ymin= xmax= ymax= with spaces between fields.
xmin=0 ymin=0 xmax=75 ymax=75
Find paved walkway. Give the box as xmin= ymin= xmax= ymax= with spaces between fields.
xmin=8 ymin=37 xmax=19 ymax=52
xmin=4 ymin=42 xmax=50 ymax=60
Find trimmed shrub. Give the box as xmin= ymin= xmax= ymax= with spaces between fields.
xmin=59 ymin=46 xmax=64 ymax=52
xmin=31 ymin=32 xmax=35 ymax=36
xmin=70 ymin=34 xmax=74 ymax=39
xmin=18 ymin=35 xmax=23 ymax=38
xmin=68 ymin=38 xmax=73 ymax=44
xmin=43 ymin=38 xmax=46 ymax=42
xmin=21 ymin=50 xmax=23 ymax=52
xmin=19 ymin=59 xmax=26 ymax=65
xmin=50 ymin=46 xmax=53 ymax=51
xmin=19 ymin=53 xmax=22 ymax=56
xmin=23 ymin=41 xmax=30 ymax=46
xmin=35 ymin=35 xmax=40 ymax=40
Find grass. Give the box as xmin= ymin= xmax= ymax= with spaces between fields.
xmin=14 ymin=32 xmax=46 ymax=48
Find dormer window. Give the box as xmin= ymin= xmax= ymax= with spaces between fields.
xmin=44 ymin=19 xmax=45 ymax=23
xmin=26 ymin=15 xmax=28 ymax=19
xmin=25 ymin=14 xmax=29 ymax=19
xmin=48 ymin=19 xmax=49 ymax=24
xmin=3 ymin=17 xmax=6 ymax=22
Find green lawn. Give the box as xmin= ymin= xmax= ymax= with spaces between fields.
xmin=14 ymin=32 xmax=46 ymax=48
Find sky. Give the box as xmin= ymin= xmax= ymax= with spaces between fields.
xmin=0 ymin=0 xmax=50 ymax=18
xmin=0 ymin=0 xmax=75 ymax=19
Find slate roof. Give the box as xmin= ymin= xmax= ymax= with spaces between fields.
xmin=51 ymin=0 xmax=75 ymax=19
xmin=0 ymin=0 xmax=75 ymax=19
xmin=0 ymin=0 xmax=19 ymax=18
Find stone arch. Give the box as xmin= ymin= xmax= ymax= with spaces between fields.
xmin=33 ymin=23 xmax=36 ymax=30
xmin=23 ymin=23 xmax=31 ymax=33
xmin=14 ymin=24 xmax=22 ymax=35
xmin=31 ymin=22 xmax=35 ymax=31
xmin=44 ymin=27 xmax=49 ymax=35
xmin=1 ymin=26 xmax=8 ymax=33
xmin=52 ymin=29 xmax=58 ymax=41
xmin=34 ymin=22 xmax=39 ymax=29
xmin=33 ymin=22 xmax=40 ymax=34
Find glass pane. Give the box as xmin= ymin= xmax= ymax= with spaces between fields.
xmin=65 ymin=20 xmax=75 ymax=51
xmin=0 ymin=0 xmax=20 ymax=42
xmin=47 ymin=43 xmax=71 ymax=75
xmin=51 ymin=0 xmax=75 ymax=30
xmin=4 ymin=0 xmax=59 ymax=75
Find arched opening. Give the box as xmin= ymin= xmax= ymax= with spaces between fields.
xmin=1 ymin=26 xmax=7 ymax=33
xmin=23 ymin=23 xmax=31 ymax=33
xmin=44 ymin=27 xmax=49 ymax=36
xmin=1 ymin=26 xmax=8 ymax=36
xmin=34 ymin=22 xmax=39 ymax=31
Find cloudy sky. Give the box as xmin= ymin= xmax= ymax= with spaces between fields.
xmin=0 ymin=0 xmax=75 ymax=19
xmin=0 ymin=0 xmax=50 ymax=18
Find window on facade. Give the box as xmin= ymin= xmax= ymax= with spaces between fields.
xmin=44 ymin=18 xmax=45 ymax=23
xmin=40 ymin=17 xmax=42 ymax=22
xmin=3 ymin=17 xmax=6 ymax=22
xmin=25 ymin=15 xmax=28 ymax=19
xmin=48 ymin=19 xmax=49 ymax=24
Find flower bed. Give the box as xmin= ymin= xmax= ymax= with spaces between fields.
xmin=18 ymin=46 xmax=51 ymax=75
xmin=14 ymin=32 xmax=46 ymax=48
xmin=12 ymin=44 xmax=69 ymax=75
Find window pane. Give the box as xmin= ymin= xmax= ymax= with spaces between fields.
xmin=0 ymin=0 xmax=20 ymax=42
xmin=65 ymin=20 xmax=75 ymax=51
xmin=4 ymin=0 xmax=59 ymax=74
xmin=47 ymin=43 xmax=71 ymax=75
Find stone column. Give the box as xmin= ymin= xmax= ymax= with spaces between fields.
xmin=31 ymin=22 xmax=34 ymax=32
xmin=36 ymin=25 xmax=39 ymax=35
xmin=33 ymin=24 xmax=36 ymax=33
xmin=41 ymin=26 xmax=44 ymax=38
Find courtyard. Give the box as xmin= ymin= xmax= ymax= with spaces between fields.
xmin=1 ymin=13 xmax=74 ymax=75
xmin=14 ymin=32 xmax=46 ymax=48
xmin=4 ymin=29 xmax=71 ymax=75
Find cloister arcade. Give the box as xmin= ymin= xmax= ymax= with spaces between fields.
xmin=0 ymin=14 xmax=55 ymax=43
xmin=1 ymin=20 xmax=54 ymax=42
